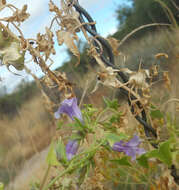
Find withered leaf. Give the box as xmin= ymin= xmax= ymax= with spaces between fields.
xmin=49 ymin=0 xmax=62 ymax=16
xmin=56 ymin=30 xmax=80 ymax=64
xmin=3 ymin=5 xmax=30 ymax=23
xmin=36 ymin=27 xmax=55 ymax=60
xmin=0 ymin=41 xmax=25 ymax=70
xmin=61 ymin=10 xmax=80 ymax=32
xmin=122 ymin=68 xmax=150 ymax=89
xmin=97 ymin=66 xmax=121 ymax=88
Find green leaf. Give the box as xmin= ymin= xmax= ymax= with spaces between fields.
xmin=105 ymin=132 xmax=128 ymax=147
xmin=146 ymin=140 xmax=172 ymax=166
xmin=117 ymin=167 xmax=128 ymax=178
xmin=146 ymin=149 xmax=159 ymax=158
xmin=137 ymin=154 xmax=149 ymax=168
xmin=0 ymin=182 xmax=4 ymax=190
xmin=150 ymin=109 xmax=163 ymax=119
xmin=111 ymin=156 xmax=132 ymax=167
xmin=56 ymin=120 xmax=64 ymax=130
xmin=109 ymin=114 xmax=121 ymax=123
xmin=70 ymin=134 xmax=82 ymax=141
xmin=73 ymin=117 xmax=85 ymax=131
xmin=83 ymin=104 xmax=98 ymax=117
xmin=103 ymin=97 xmax=119 ymax=110
xmin=46 ymin=142 xmax=60 ymax=166
xmin=56 ymin=138 xmax=67 ymax=163
xmin=158 ymin=140 xmax=172 ymax=166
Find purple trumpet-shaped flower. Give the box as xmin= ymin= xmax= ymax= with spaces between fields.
xmin=54 ymin=97 xmax=83 ymax=122
xmin=66 ymin=140 xmax=79 ymax=160
xmin=113 ymin=135 xmax=146 ymax=161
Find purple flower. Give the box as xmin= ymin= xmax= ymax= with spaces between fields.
xmin=54 ymin=97 xmax=83 ymax=121
xmin=113 ymin=135 xmax=146 ymax=161
xmin=66 ymin=140 xmax=79 ymax=160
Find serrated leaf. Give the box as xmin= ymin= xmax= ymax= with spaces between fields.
xmin=105 ymin=132 xmax=128 ymax=147
xmin=111 ymin=156 xmax=132 ymax=167
xmin=46 ymin=142 xmax=60 ymax=166
xmin=137 ymin=154 xmax=149 ymax=168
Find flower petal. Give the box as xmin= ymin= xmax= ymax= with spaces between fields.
xmin=54 ymin=97 xmax=83 ymax=121
xmin=54 ymin=111 xmax=61 ymax=119
xmin=112 ymin=135 xmax=146 ymax=161
xmin=113 ymin=141 xmax=124 ymax=152
xmin=125 ymin=135 xmax=141 ymax=147
xmin=66 ymin=140 xmax=79 ymax=161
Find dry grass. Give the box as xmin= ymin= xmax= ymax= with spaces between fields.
xmin=0 ymin=94 xmax=55 ymax=184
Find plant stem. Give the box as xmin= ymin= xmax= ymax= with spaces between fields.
xmin=40 ymin=165 xmax=51 ymax=190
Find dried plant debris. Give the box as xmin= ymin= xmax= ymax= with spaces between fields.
xmin=56 ymin=30 xmax=80 ymax=64
xmin=36 ymin=27 xmax=56 ymax=60
xmin=0 ymin=28 xmax=25 ymax=70
xmin=163 ymin=71 xmax=171 ymax=90
xmin=3 ymin=5 xmax=30 ymax=23
xmin=49 ymin=0 xmax=62 ymax=15
xmin=155 ymin=53 xmax=168 ymax=59
xmin=0 ymin=41 xmax=25 ymax=70
xmin=49 ymin=0 xmax=82 ymax=65
xmin=61 ymin=9 xmax=81 ymax=32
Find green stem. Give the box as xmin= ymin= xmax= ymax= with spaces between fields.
xmin=43 ymin=140 xmax=105 ymax=190
xmin=40 ymin=165 xmax=51 ymax=190
xmin=42 ymin=167 xmax=72 ymax=190
xmin=95 ymin=107 xmax=109 ymax=124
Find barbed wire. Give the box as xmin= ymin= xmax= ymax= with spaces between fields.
xmin=71 ymin=0 xmax=157 ymax=140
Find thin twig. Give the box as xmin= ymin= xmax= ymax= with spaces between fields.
xmin=118 ymin=23 xmax=171 ymax=48
xmin=40 ymin=165 xmax=51 ymax=190
xmin=161 ymin=98 xmax=179 ymax=111
xmin=49 ymin=16 xmax=59 ymax=30
xmin=79 ymin=80 xmax=89 ymax=108
xmin=170 ymin=0 xmax=179 ymax=11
